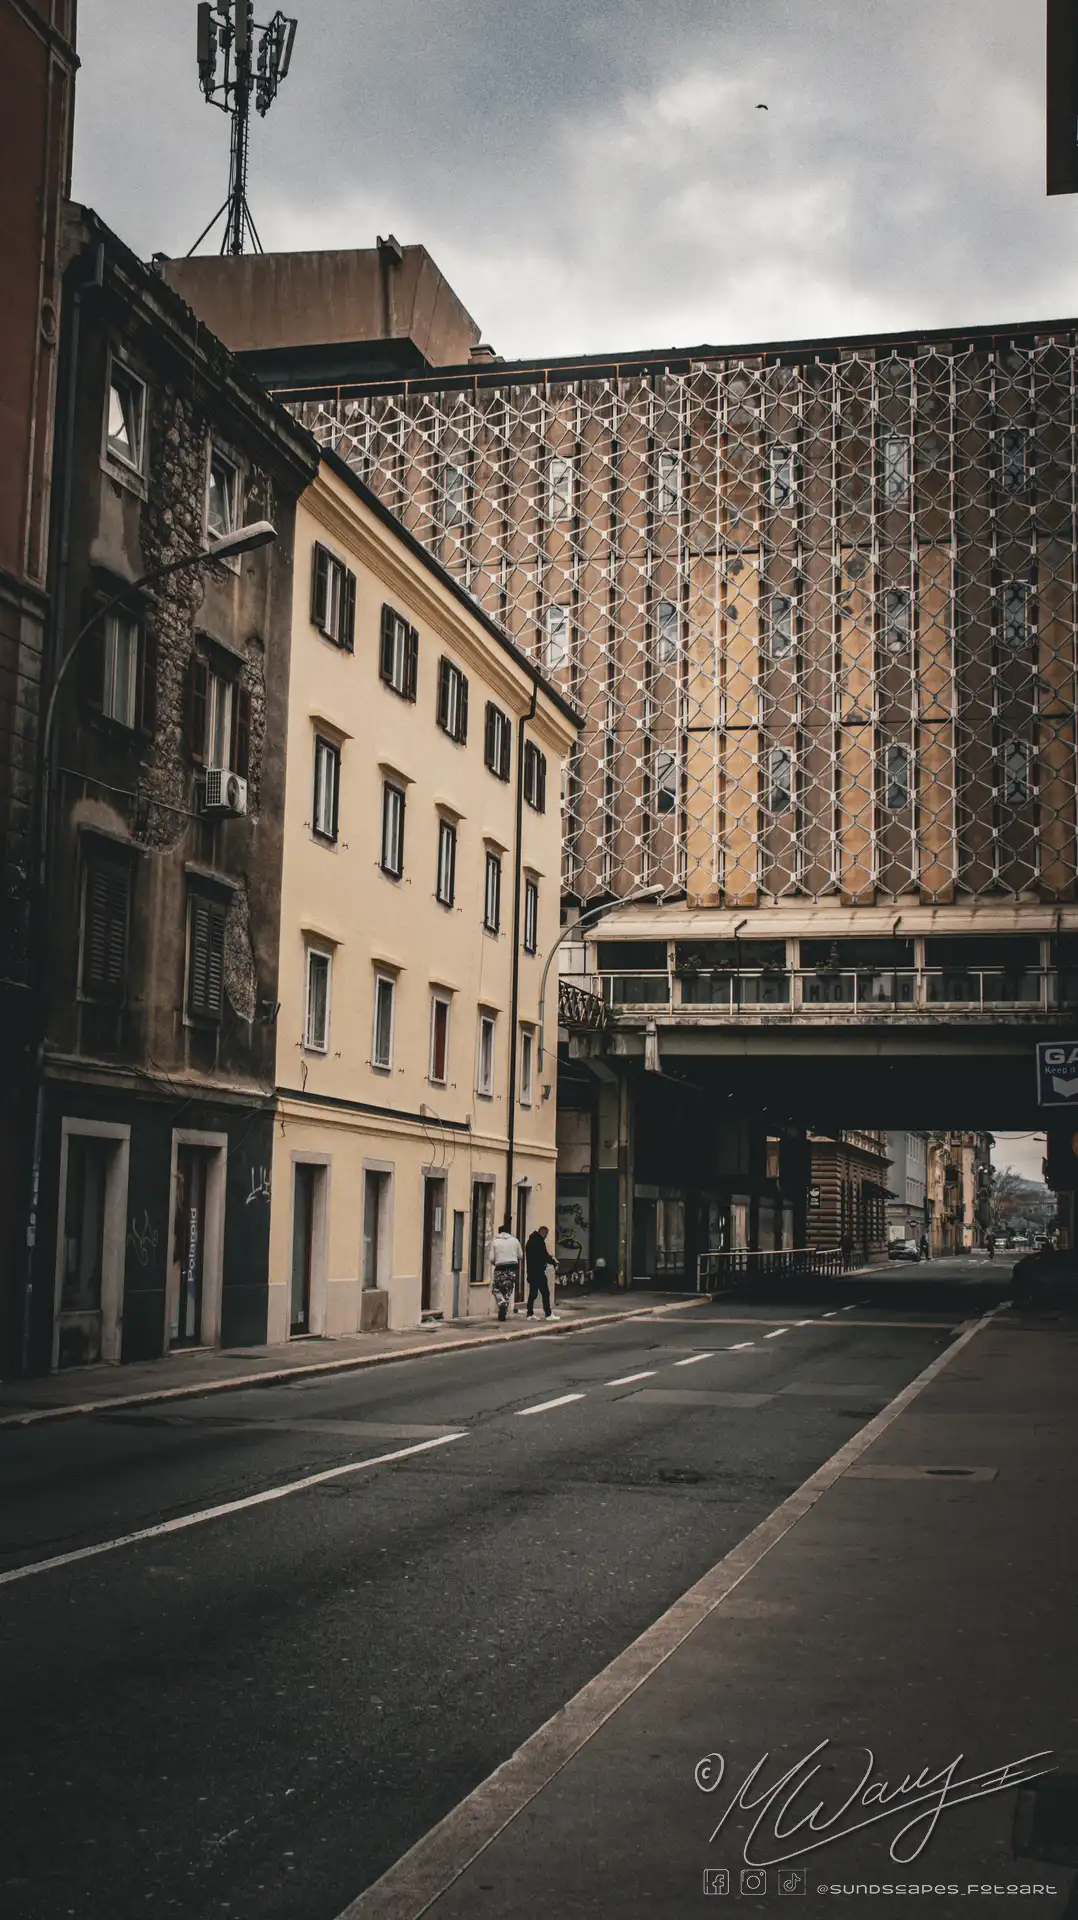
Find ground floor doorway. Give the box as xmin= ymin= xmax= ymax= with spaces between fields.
xmin=421 ymin=1176 xmax=446 ymax=1313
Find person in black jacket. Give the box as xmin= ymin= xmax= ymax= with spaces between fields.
xmin=524 ymin=1226 xmax=559 ymax=1320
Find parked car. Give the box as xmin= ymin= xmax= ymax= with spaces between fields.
xmin=888 ymin=1239 xmax=920 ymax=1262
xmin=1010 ymin=1246 xmax=1078 ymax=1308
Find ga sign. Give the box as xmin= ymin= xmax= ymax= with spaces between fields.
xmin=1036 ymin=1041 xmax=1078 ymax=1105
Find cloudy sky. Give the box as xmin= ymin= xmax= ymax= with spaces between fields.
xmin=74 ymin=1 xmax=1078 ymax=360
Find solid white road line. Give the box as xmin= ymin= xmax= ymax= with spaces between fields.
xmin=673 ymin=1352 xmax=714 ymax=1367
xmin=764 ymin=1328 xmax=789 ymax=1339
xmin=605 ymin=1371 xmax=656 ymax=1387
xmin=515 ymin=1394 xmax=586 ymax=1417
xmin=335 ymin=1311 xmax=1001 ymax=1920
xmin=0 ymin=1433 xmax=466 ymax=1589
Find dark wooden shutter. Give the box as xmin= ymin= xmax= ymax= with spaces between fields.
xmin=83 ymin=858 xmax=130 ymax=1001
xmin=137 ymin=626 xmax=157 ymax=735
xmin=437 ymin=657 xmax=450 ymax=731
xmin=484 ymin=701 xmax=496 ymax=770
xmin=331 ymin=744 xmax=340 ymax=840
xmin=187 ymin=655 xmax=209 ymax=763
xmin=501 ymin=715 xmax=511 ymax=780
xmin=341 ymin=567 xmax=356 ymax=652
xmin=232 ymin=685 xmax=251 ymax=778
xmin=188 ymin=892 xmax=227 ymax=1021
xmin=536 ymin=750 xmax=547 ymax=813
xmin=405 ymin=622 xmax=419 ymax=701
xmin=380 ymin=605 xmax=395 ymax=683
xmin=458 ymin=673 xmax=469 ymax=744
xmin=311 ymin=543 xmax=330 ymax=632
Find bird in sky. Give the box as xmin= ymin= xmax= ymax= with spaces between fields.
xmin=756 ymin=102 xmax=769 ymax=110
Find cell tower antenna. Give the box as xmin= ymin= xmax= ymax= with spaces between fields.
xmin=189 ymin=2 xmax=298 ymax=256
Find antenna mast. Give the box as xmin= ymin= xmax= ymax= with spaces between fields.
xmin=190 ymin=2 xmax=298 ymax=256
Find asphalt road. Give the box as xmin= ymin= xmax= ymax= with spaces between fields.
xmin=0 ymin=1260 xmax=1011 ymax=1920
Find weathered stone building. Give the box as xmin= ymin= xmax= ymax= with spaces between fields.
xmin=27 ymin=207 xmax=316 ymax=1370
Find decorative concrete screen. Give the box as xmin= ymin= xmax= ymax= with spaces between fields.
xmin=292 ymin=334 xmax=1078 ymax=906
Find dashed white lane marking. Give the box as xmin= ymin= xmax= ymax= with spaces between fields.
xmin=731 ymin=1342 xmax=755 ymax=1351
xmin=765 ymin=1328 xmax=790 ymax=1339
xmin=605 ymin=1371 xmax=656 ymax=1387
xmin=841 ymin=1305 xmax=857 ymax=1312
xmin=822 ymin=1310 xmax=838 ymax=1318
xmin=515 ymin=1393 xmax=586 ymax=1418
xmin=0 ymin=1433 xmax=465 ymax=1588
xmin=673 ymin=1352 xmax=715 ymax=1367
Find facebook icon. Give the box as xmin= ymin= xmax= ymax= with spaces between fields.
xmin=703 ymin=1868 xmax=730 ymax=1895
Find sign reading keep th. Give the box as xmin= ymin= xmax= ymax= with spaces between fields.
xmin=1037 ymin=1042 xmax=1078 ymax=1106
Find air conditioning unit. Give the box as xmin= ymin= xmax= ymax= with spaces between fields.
xmin=202 ymin=767 xmax=248 ymax=816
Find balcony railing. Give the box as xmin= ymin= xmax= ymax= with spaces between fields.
xmin=558 ymin=976 xmax=607 ymax=1031
xmin=562 ymin=966 xmax=1071 ymax=1020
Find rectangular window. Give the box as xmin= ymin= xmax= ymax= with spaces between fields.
xmin=1002 ymin=739 xmax=1032 ymax=807
xmin=656 ymin=451 xmax=682 ymax=515
xmin=1001 ymin=430 xmax=1027 ymax=493
xmin=1001 ymin=580 xmax=1030 ymax=651
xmin=656 ymin=597 xmax=679 ymax=664
xmin=372 ymin=972 xmax=395 ymax=1070
xmin=484 ymin=850 xmax=502 ymax=933
xmin=523 ymin=877 xmax=539 ymax=955
xmin=436 ymin=817 xmax=457 ymax=906
xmin=106 ymin=361 xmax=146 ymax=473
xmin=769 ymin=593 xmax=794 ymax=659
xmin=883 ymin=589 xmax=911 ymax=653
xmin=440 ymin=462 xmax=468 ymax=530
xmin=436 ymin=657 xmax=469 ymax=742
xmin=379 ymin=605 xmax=419 ymax=699
xmin=547 ymin=455 xmax=573 ymax=521
xmin=304 ymin=947 xmax=331 ymax=1052
xmin=102 ymin=612 xmax=139 ymax=727
xmin=883 ymin=743 xmax=911 ymax=811
xmin=523 ymin=740 xmax=547 ymax=812
xmin=310 ymin=543 xmax=357 ymax=650
xmin=765 ymin=746 xmax=792 ymax=814
xmin=206 ymin=446 xmax=239 ymax=541
xmin=313 ymin=735 xmax=340 ymax=842
xmin=477 ymin=1013 xmax=496 ymax=1097
xmin=484 ymin=701 xmax=512 ymax=780
xmin=82 ymin=853 xmax=131 ymax=1003
xmin=429 ymin=994 xmax=450 ymax=1084
xmin=881 ymin=435 xmax=911 ymax=502
xmin=380 ymin=780 xmax=406 ymax=877
xmin=187 ymin=891 xmax=228 ymax=1023
xmin=519 ymin=1026 xmax=535 ymax=1106
xmin=542 ymin=604 xmax=570 ymax=673
xmin=768 ymin=445 xmax=795 ymax=508
xmin=655 ymin=748 xmax=678 ymax=815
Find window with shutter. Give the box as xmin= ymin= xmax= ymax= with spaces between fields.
xmin=82 ymin=857 xmax=131 ymax=1003
xmin=187 ymin=891 xmax=228 ymax=1022
xmin=436 ymin=657 xmax=450 ymax=731
xmin=231 ymin=686 xmax=251 ymax=779
xmin=484 ymin=702 xmax=511 ymax=780
xmin=341 ymin=568 xmax=356 ymax=651
xmin=311 ymin=543 xmax=330 ymax=631
xmin=312 ymin=543 xmax=357 ymax=649
xmin=380 ymin=605 xmax=419 ymax=697
xmin=405 ymin=624 xmax=419 ymax=701
xmin=524 ymin=741 xmax=547 ymax=812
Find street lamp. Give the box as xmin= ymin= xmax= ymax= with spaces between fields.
xmin=536 ymin=886 xmax=667 ymax=1071
xmin=21 ymin=519 xmax=277 ymax=1373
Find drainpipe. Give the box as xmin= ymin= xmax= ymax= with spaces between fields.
xmin=503 ymin=677 xmax=539 ymax=1230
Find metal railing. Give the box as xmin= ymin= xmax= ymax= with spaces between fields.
xmin=565 ymin=966 xmax=1072 ymax=1019
xmin=558 ymin=976 xmax=607 ymax=1030
xmin=697 ymin=1246 xmax=847 ymax=1289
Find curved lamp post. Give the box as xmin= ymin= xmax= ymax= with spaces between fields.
xmin=536 ymin=886 xmax=667 ymax=1072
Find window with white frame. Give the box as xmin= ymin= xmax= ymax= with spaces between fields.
xmin=547 ymin=456 xmax=573 ymax=521
xmin=371 ymin=971 xmax=396 ymax=1070
xmin=313 ymin=735 xmax=340 ymax=842
xmin=1002 ymin=738 xmax=1032 ymax=807
xmin=881 ymin=435 xmax=911 ymax=502
xmin=768 ymin=445 xmax=795 ymax=508
xmin=519 ymin=1026 xmax=535 ymax=1106
xmin=206 ymin=445 xmax=239 ymax=541
xmin=379 ymin=605 xmax=418 ymax=698
xmin=436 ymin=816 xmax=457 ymax=907
xmin=656 ymin=451 xmax=682 ymax=514
xmin=106 ymin=360 xmax=146 ymax=474
xmin=102 ymin=612 xmax=140 ymax=727
xmin=484 ymin=701 xmax=511 ymax=780
xmin=523 ymin=741 xmax=547 ymax=812
xmin=311 ymin=544 xmax=356 ymax=650
xmin=436 ymin=658 xmax=469 ymax=742
xmin=429 ymin=993 xmax=450 ymax=1084
xmin=883 ymin=589 xmax=911 ymax=653
xmin=542 ymin=604 xmax=570 ymax=673
xmin=380 ymin=780 xmax=406 ymax=877
xmin=304 ymin=947 xmax=331 ymax=1052
xmin=765 ymin=746 xmax=793 ymax=814
xmin=440 ymin=461 xmax=468 ymax=529
xmin=1001 ymin=430 xmax=1028 ymax=493
xmin=484 ymin=849 xmax=502 ymax=933
xmin=523 ymin=877 xmax=539 ymax=955
xmin=883 ymin=743 xmax=911 ymax=811
xmin=477 ymin=1011 xmax=496 ymax=1097
xmin=656 ymin=598 xmax=679 ymax=664
xmin=769 ymin=594 xmax=794 ymax=660
xmin=1001 ymin=580 xmax=1030 ymax=651
xmin=655 ymin=748 xmax=678 ymax=815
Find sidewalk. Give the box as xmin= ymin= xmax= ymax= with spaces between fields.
xmin=0 ymin=1288 xmax=705 ymax=1426
xmin=348 ymin=1309 xmax=1078 ymax=1920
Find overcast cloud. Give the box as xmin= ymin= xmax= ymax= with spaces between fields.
xmin=74 ymin=2 xmax=1078 ymax=358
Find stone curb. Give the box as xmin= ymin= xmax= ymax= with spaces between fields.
xmin=0 ymin=1296 xmax=710 ymax=1430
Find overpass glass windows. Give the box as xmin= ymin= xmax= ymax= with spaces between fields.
xmin=676 ymin=939 xmax=788 ymax=1006
xmin=801 ymin=938 xmax=915 ymax=1008
xmin=769 ymin=594 xmax=795 ymax=659
xmin=883 ymin=744 xmax=911 ymax=811
xmin=883 ymin=590 xmax=911 ymax=653
xmin=765 ymin=747 xmax=792 ymax=813
xmin=1002 ymin=739 xmax=1032 ymax=807
xmin=881 ymin=436 xmax=911 ymax=502
xmin=1054 ymin=935 xmax=1078 ymax=1006
xmin=924 ymin=936 xmax=1041 ymax=1005
xmin=597 ymin=938 xmax=670 ymax=1007
xmin=1001 ymin=581 xmax=1030 ymax=651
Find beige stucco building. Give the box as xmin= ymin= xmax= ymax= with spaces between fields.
xmin=268 ymin=450 xmax=579 ymax=1339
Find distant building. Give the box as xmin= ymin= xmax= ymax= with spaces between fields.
xmin=885 ymin=1132 xmax=928 ymax=1244
xmin=808 ymin=1131 xmax=891 ymax=1263
xmin=268 ymin=450 xmax=579 ymax=1335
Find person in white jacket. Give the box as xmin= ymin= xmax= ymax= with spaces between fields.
xmin=489 ymin=1227 xmax=523 ymax=1321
